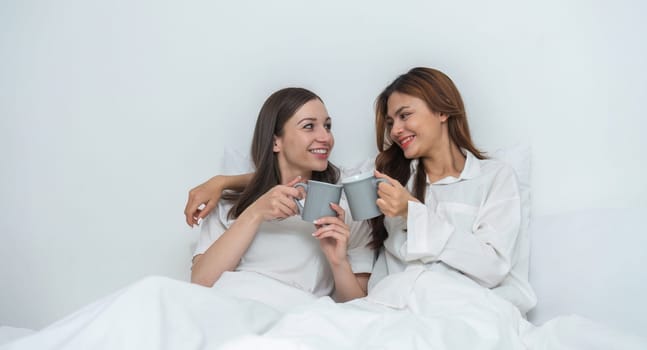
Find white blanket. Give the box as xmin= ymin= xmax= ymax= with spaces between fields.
xmin=3 ymin=272 xmax=645 ymax=350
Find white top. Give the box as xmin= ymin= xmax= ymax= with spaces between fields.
xmin=194 ymin=197 xmax=374 ymax=297
xmin=368 ymin=150 xmax=536 ymax=314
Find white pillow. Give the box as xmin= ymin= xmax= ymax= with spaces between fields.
xmin=489 ymin=143 xmax=532 ymax=229
xmin=220 ymin=147 xmax=254 ymax=175
xmin=487 ymin=144 xmax=534 ymax=313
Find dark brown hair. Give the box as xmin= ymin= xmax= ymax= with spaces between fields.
xmin=225 ymin=87 xmax=339 ymax=219
xmin=368 ymin=67 xmax=486 ymax=249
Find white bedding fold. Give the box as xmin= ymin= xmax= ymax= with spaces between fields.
xmin=3 ymin=272 xmax=645 ymax=350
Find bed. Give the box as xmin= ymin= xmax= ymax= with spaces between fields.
xmin=1 ymin=145 xmax=645 ymax=349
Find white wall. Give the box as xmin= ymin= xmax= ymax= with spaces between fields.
xmin=1 ymin=0 xmax=645 ymax=329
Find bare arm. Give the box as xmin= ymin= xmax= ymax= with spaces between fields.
xmin=332 ymin=268 xmax=370 ymax=302
xmin=312 ymin=203 xmax=370 ymax=302
xmin=190 ymin=206 xmax=264 ymax=287
xmin=185 ymin=173 xmax=254 ymax=227
xmin=191 ymin=178 xmax=302 ymax=287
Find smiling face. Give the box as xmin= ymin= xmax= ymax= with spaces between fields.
xmin=385 ymin=92 xmax=448 ymax=159
xmin=273 ymin=98 xmax=334 ymax=179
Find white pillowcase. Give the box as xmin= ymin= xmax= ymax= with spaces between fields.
xmin=490 ymin=143 xmax=532 ymax=235
xmin=220 ymin=147 xmax=254 ymax=175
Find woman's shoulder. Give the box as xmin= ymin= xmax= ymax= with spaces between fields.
xmin=472 ymin=156 xmax=521 ymax=198
xmin=203 ymin=198 xmax=237 ymax=228
xmin=475 ymin=155 xmax=516 ymax=178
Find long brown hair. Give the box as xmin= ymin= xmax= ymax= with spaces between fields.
xmin=369 ymin=67 xmax=486 ymax=249
xmin=225 ymin=87 xmax=340 ymax=219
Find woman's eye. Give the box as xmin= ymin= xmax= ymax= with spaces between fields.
xmin=385 ymin=119 xmax=394 ymax=127
xmin=303 ymin=123 xmax=313 ymax=129
xmin=324 ymin=123 xmax=332 ymax=131
xmin=400 ymin=113 xmax=411 ymax=120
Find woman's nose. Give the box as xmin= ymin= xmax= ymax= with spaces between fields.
xmin=315 ymin=127 xmax=332 ymax=142
xmin=390 ymin=119 xmax=403 ymax=138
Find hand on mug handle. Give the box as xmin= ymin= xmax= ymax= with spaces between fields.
xmin=375 ymin=170 xmax=420 ymax=218
xmin=248 ymin=176 xmax=303 ymax=221
xmin=292 ymin=182 xmax=308 ymax=214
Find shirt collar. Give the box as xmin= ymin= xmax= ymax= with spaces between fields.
xmin=426 ymin=149 xmax=482 ymax=185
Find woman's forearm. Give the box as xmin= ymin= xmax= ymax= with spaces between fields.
xmin=190 ymin=208 xmax=263 ymax=287
xmin=330 ymin=261 xmax=370 ymax=302
xmin=215 ymin=173 xmax=254 ymax=192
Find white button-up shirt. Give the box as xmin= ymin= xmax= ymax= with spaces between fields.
xmin=369 ymin=151 xmax=536 ymax=314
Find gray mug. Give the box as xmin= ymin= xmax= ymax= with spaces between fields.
xmin=341 ymin=173 xmax=388 ymax=220
xmin=293 ymin=180 xmax=343 ymax=222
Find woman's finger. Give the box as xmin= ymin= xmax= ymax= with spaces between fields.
xmin=278 ymin=196 xmax=299 ymax=216
xmin=313 ymin=228 xmax=346 ymax=240
xmin=275 ymin=201 xmax=295 ymax=219
xmin=280 ymin=186 xmax=304 ymax=201
xmin=286 ymin=176 xmax=303 ymax=187
xmin=377 ymin=185 xmax=393 ymax=199
xmin=198 ymin=201 xmax=217 ymax=221
xmin=328 ymin=202 xmax=346 ymax=222
xmin=184 ymin=195 xmax=204 ymax=227
xmin=374 ymin=169 xmax=400 ymax=187
xmin=282 ymin=176 xmax=305 ymax=199
xmin=313 ymin=223 xmax=348 ymax=237
xmin=376 ymin=198 xmax=393 ymax=216
xmin=314 ymin=215 xmax=346 ymax=227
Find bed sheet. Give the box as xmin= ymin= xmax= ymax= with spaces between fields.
xmin=2 ymin=271 xmax=645 ymax=350
xmin=0 ymin=328 xmax=34 ymax=347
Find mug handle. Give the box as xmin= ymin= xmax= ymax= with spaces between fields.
xmin=373 ymin=178 xmax=389 ymax=215
xmin=293 ymin=182 xmax=307 ymax=213
xmin=373 ymin=178 xmax=389 ymax=189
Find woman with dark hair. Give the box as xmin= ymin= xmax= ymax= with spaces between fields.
xmin=184 ymin=68 xmax=534 ymax=314
xmin=191 ymin=87 xmax=373 ymax=302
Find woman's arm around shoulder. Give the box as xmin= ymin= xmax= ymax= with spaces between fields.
xmin=185 ymin=173 xmax=255 ymax=227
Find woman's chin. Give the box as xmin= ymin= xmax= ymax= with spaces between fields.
xmin=402 ymin=148 xmax=417 ymax=159
xmin=311 ymin=161 xmax=329 ymax=172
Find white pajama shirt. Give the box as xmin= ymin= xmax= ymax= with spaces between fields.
xmin=369 ymin=151 xmax=536 ymax=313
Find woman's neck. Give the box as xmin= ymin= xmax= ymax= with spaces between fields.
xmin=421 ymin=140 xmax=466 ymax=184
xmin=276 ymin=155 xmax=313 ymax=184
xmin=279 ymin=168 xmax=311 ymax=185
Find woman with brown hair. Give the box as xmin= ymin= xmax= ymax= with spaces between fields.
xmin=366 ymin=67 xmax=535 ymax=313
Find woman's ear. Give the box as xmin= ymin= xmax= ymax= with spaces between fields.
xmin=438 ymin=113 xmax=449 ymax=123
xmin=273 ymin=135 xmax=281 ymax=153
